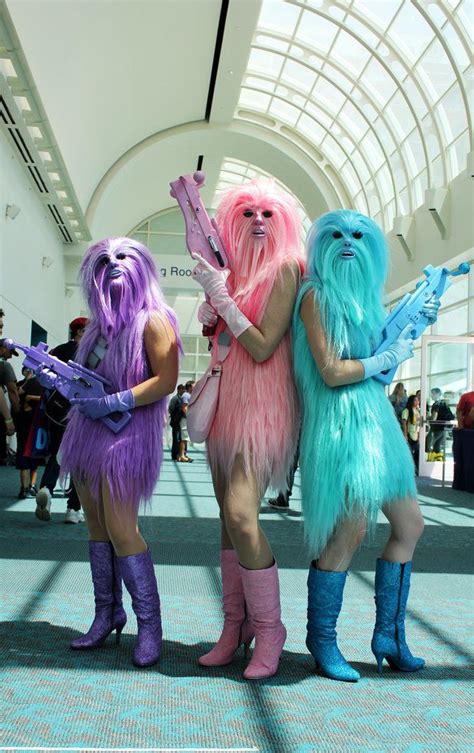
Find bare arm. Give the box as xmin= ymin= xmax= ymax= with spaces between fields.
xmin=237 ymin=261 xmax=300 ymax=363
xmin=456 ymin=409 xmax=464 ymax=428
xmin=6 ymin=380 xmax=19 ymax=413
xmin=131 ymin=312 xmax=179 ymax=407
xmin=401 ymin=417 xmax=408 ymax=439
xmin=300 ymin=290 xmax=364 ymax=388
xmin=0 ymin=390 xmax=14 ymax=434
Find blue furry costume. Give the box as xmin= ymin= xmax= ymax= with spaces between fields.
xmin=292 ymin=210 xmax=416 ymax=556
xmin=291 ymin=210 xmax=425 ymax=683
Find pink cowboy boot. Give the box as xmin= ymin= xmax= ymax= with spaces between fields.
xmin=239 ymin=560 xmax=287 ymax=680
xmin=199 ymin=549 xmax=254 ymax=666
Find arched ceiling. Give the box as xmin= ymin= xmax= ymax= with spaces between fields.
xmin=0 ymin=0 xmax=472 ymax=248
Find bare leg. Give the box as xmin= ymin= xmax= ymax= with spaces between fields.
xmin=75 ymin=479 xmax=109 ymax=542
xmin=20 ymin=470 xmax=27 ymax=489
xmin=223 ymin=455 xmax=272 ymax=570
xmin=381 ymin=496 xmax=424 ymax=562
xmin=318 ymin=515 xmax=367 ymax=572
xmin=70 ymin=479 xmax=127 ymax=651
xmin=101 ymin=480 xmax=147 ymax=557
xmin=210 ymin=464 xmax=233 ymax=551
xmin=30 ymin=469 xmax=38 ymax=487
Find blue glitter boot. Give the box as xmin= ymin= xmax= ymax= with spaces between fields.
xmin=371 ymin=559 xmax=425 ymax=674
xmin=306 ymin=563 xmax=360 ymax=682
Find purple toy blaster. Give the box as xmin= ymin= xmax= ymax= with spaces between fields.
xmin=170 ymin=170 xmax=228 ymax=270
xmin=170 ymin=171 xmax=229 ymax=336
xmin=4 ymin=340 xmax=131 ymax=434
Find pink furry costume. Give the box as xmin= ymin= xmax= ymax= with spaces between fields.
xmin=206 ymin=181 xmax=304 ymax=494
xmin=192 ymin=180 xmax=304 ymax=680
xmin=60 ymin=237 xmax=180 ymax=668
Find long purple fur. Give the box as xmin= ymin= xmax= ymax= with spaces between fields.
xmin=60 ymin=237 xmax=181 ymax=513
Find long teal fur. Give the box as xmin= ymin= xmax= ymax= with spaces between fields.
xmin=292 ymin=210 xmax=416 ymax=556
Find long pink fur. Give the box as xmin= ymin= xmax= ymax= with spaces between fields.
xmin=206 ymin=179 xmax=304 ymax=493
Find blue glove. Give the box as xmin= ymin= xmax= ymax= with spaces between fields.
xmin=361 ymin=332 xmax=414 ymax=380
xmin=71 ymin=389 xmax=135 ymax=420
xmin=422 ymin=298 xmax=440 ymax=324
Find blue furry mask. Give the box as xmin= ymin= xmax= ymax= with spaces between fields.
xmin=306 ymin=210 xmax=388 ymax=358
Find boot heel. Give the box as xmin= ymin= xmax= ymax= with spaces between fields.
xmin=243 ymin=641 xmax=252 ymax=659
xmin=116 ymin=626 xmax=124 ymax=644
xmin=375 ymin=654 xmax=384 ymax=674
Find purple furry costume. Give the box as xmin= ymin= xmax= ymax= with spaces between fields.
xmin=60 ymin=237 xmax=180 ymax=513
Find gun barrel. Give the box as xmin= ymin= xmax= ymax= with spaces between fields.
xmin=450 ymin=262 xmax=470 ymax=277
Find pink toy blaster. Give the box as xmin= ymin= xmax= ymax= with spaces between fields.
xmin=170 ymin=170 xmax=229 ymax=335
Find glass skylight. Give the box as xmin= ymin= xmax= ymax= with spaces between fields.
xmin=235 ymin=0 xmax=472 ymax=232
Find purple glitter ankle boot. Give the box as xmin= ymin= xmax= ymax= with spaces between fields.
xmin=117 ymin=549 xmax=162 ymax=667
xmin=71 ymin=540 xmax=127 ymax=650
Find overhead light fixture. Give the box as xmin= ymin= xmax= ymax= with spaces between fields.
xmin=5 ymin=204 xmax=21 ymax=220
xmin=42 ymin=256 xmax=53 ymax=268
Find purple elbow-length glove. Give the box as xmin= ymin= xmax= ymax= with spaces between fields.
xmin=71 ymin=389 xmax=135 ymax=421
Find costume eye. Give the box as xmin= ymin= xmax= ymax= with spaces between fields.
xmin=352 ymin=231 xmax=363 ymax=239
xmin=116 ymin=252 xmax=126 ymax=260
xmin=332 ymin=231 xmax=343 ymax=239
xmin=243 ymin=210 xmax=254 ymax=218
xmin=262 ymin=210 xmax=273 ymax=218
xmin=100 ymin=256 xmax=109 ymax=267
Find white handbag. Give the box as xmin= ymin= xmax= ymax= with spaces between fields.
xmin=187 ymin=332 xmax=231 ymax=443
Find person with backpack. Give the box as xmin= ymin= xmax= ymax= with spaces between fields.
xmin=168 ymin=384 xmax=185 ymax=460
xmin=429 ymin=387 xmax=454 ymax=456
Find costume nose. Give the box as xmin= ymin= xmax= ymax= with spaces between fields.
xmin=343 ymin=239 xmax=352 ymax=247
xmin=254 ymin=216 xmax=264 ymax=225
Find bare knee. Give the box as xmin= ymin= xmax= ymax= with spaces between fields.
xmin=392 ymin=508 xmax=424 ymax=544
xmin=333 ymin=519 xmax=366 ymax=552
xmin=223 ymin=506 xmax=257 ymax=543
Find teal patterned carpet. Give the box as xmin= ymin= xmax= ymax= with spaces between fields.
xmin=1 ymin=447 xmax=473 ymax=753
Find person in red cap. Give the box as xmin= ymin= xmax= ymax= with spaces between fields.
xmin=35 ymin=317 xmax=88 ymax=523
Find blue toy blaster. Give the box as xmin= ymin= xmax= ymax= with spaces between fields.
xmin=4 ymin=340 xmax=132 ymax=434
xmin=374 ymin=262 xmax=470 ymax=385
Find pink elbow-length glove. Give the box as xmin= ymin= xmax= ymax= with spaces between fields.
xmin=192 ymin=255 xmax=252 ymax=338
xmin=70 ymin=389 xmax=135 ymax=421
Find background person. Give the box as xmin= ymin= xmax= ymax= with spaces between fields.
xmin=34 ymin=317 xmax=87 ymax=523
xmin=402 ymin=394 xmax=421 ymax=473
xmin=0 ymin=338 xmax=20 ymax=464
xmin=456 ymin=390 xmax=474 ymax=429
xmin=168 ymin=383 xmax=185 ymax=460
xmin=15 ymin=367 xmax=42 ymax=498
xmin=177 ymin=380 xmax=194 ymax=462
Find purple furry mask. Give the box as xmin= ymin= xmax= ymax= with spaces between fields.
xmin=80 ymin=237 xmax=165 ymax=340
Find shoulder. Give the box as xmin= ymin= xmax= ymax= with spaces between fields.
xmin=300 ymin=283 xmax=319 ymax=320
xmin=145 ymin=310 xmax=176 ymax=344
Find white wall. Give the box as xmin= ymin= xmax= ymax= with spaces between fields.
xmin=0 ymin=127 xmax=69 ymax=361
xmin=386 ymin=167 xmax=474 ymax=294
